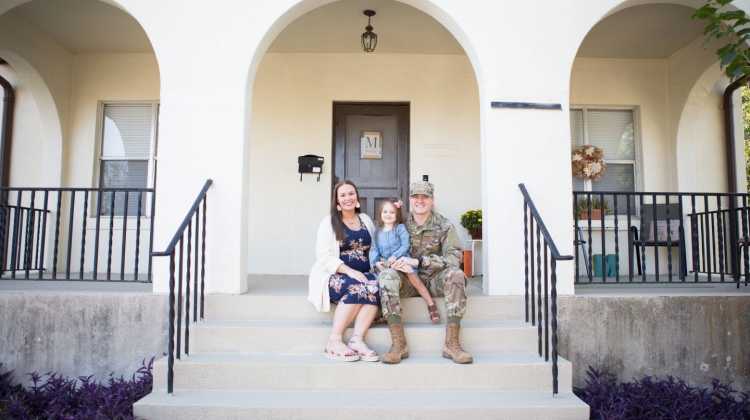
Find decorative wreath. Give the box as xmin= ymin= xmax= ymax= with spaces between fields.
xmin=572 ymin=145 xmax=607 ymax=181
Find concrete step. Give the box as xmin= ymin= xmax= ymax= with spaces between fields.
xmin=189 ymin=319 xmax=539 ymax=354
xmin=134 ymin=389 xmax=590 ymax=420
xmin=152 ymin=352 xmax=572 ymax=392
xmin=204 ymin=294 xmax=524 ymax=322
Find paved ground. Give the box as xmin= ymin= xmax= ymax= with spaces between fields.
xmin=0 ymin=278 xmax=152 ymax=293
xmin=575 ymin=274 xmax=750 ymax=296
xmin=2 ymin=273 xmax=748 ymax=296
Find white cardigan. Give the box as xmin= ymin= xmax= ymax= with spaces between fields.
xmin=308 ymin=213 xmax=376 ymax=312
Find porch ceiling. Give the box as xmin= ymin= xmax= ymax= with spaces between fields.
xmin=577 ymin=4 xmax=704 ymax=59
xmin=7 ymin=0 xmax=152 ymax=53
xmin=268 ymin=0 xmax=464 ymax=55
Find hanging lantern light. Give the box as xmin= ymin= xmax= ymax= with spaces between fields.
xmin=361 ymin=10 xmax=377 ymax=53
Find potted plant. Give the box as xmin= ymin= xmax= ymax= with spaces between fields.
xmin=575 ymin=197 xmax=609 ymax=220
xmin=461 ymin=209 xmax=482 ymax=239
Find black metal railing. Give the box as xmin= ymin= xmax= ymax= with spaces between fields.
xmin=152 ymin=179 xmax=211 ymax=394
xmin=520 ymin=183 xmax=573 ymax=395
xmin=573 ymin=190 xmax=750 ymax=286
xmin=0 ymin=187 xmax=155 ymax=281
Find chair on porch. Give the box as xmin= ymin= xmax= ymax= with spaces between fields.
xmin=629 ymin=203 xmax=688 ymax=280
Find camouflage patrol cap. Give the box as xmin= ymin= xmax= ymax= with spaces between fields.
xmin=410 ymin=181 xmax=434 ymax=197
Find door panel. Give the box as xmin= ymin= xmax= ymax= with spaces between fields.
xmin=333 ymin=103 xmax=409 ymax=219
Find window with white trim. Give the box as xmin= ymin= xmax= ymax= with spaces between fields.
xmin=98 ymin=102 xmax=158 ymax=216
xmin=570 ymin=107 xmax=639 ymax=193
xmin=571 ymin=107 xmax=640 ymax=215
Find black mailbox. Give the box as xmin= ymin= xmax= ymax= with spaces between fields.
xmin=298 ymin=154 xmax=324 ymax=182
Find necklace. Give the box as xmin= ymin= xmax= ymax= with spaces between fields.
xmin=342 ymin=215 xmax=361 ymax=230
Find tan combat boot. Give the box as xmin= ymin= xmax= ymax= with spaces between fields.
xmin=382 ymin=323 xmax=409 ymax=364
xmin=442 ymin=323 xmax=473 ymax=364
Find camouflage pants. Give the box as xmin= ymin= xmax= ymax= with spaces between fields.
xmin=377 ymin=267 xmax=467 ymax=322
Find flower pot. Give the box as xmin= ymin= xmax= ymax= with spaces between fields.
xmin=469 ymin=228 xmax=482 ymax=240
xmin=463 ymin=250 xmax=472 ymax=277
xmin=578 ymin=209 xmax=602 ymax=220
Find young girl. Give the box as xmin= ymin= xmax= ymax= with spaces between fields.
xmin=370 ymin=199 xmax=440 ymax=323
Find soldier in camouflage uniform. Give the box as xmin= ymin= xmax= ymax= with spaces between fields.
xmin=377 ymin=181 xmax=473 ymax=364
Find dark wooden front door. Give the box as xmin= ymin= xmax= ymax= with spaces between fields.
xmin=333 ymin=103 xmax=409 ymax=218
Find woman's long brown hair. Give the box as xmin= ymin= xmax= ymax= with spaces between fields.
xmin=331 ymin=180 xmax=362 ymax=241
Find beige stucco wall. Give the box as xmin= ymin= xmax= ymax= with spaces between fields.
xmin=247 ymin=52 xmax=480 ymax=275
xmin=0 ymin=47 xmax=159 ymax=275
xmin=570 ymin=57 xmax=669 ymax=191
xmin=571 ymin=43 xmax=731 ymax=195
xmin=3 ymin=0 xmax=750 ymax=293
xmin=569 ymin=48 xmax=735 ymax=278
xmin=676 ymin=63 xmax=727 ymax=194
xmin=63 ymin=53 xmax=160 ymax=275
xmin=65 ymin=53 xmax=160 ymax=187
xmin=0 ymin=12 xmax=71 ymax=187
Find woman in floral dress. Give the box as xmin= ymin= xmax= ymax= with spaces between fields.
xmin=308 ymin=180 xmax=380 ymax=362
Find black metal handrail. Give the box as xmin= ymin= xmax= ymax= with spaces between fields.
xmin=0 ymin=187 xmax=155 ymax=281
xmin=152 ymin=179 xmax=212 ymax=394
xmin=519 ymin=183 xmax=572 ymax=395
xmin=573 ymin=190 xmax=750 ymax=286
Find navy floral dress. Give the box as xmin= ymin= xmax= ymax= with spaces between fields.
xmin=328 ymin=218 xmax=380 ymax=306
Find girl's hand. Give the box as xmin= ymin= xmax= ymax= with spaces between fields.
xmin=375 ymin=261 xmax=386 ymax=272
xmin=392 ymin=259 xmax=414 ymax=273
xmin=397 ymin=256 xmax=419 ymax=268
xmin=387 ymin=256 xmax=396 ymax=266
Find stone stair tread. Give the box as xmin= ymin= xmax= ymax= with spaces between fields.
xmin=164 ymin=351 xmax=567 ymax=366
xmin=153 ymin=351 xmax=573 ymax=392
xmin=204 ymin=293 xmax=525 ymax=322
xmin=194 ymin=319 xmax=528 ymax=328
xmin=136 ymin=389 xmax=589 ymax=410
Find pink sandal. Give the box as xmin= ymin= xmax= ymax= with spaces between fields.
xmin=325 ymin=340 xmax=360 ymax=362
xmin=348 ymin=335 xmax=379 ymax=362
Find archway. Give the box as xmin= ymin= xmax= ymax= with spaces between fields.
xmin=242 ymin=0 xmax=484 ymax=290
xmin=0 ymin=0 xmax=162 ymax=281
xmin=0 ymin=51 xmax=61 ymax=187
xmin=0 ymin=0 xmax=161 ymax=189
xmin=568 ymin=1 xmax=734 ymax=283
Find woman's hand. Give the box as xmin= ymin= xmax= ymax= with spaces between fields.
xmin=386 ymin=256 xmax=396 ymax=266
xmin=337 ymin=264 xmax=368 ymax=283
xmin=348 ymin=270 xmax=369 ymax=283
xmin=375 ymin=261 xmax=386 ymax=272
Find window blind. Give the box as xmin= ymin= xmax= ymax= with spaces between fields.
xmin=587 ymin=109 xmax=635 ymax=160
xmin=99 ymin=103 xmax=155 ymax=216
xmin=102 ymin=104 xmax=154 ymax=159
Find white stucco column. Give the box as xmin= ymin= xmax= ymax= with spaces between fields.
xmin=150 ymin=60 xmax=250 ymax=294
xmin=480 ymin=104 xmax=575 ymax=296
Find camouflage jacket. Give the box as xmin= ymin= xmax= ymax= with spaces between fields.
xmin=406 ymin=211 xmax=462 ymax=277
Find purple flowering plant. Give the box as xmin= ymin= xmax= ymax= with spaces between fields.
xmin=575 ymin=367 xmax=750 ymax=420
xmin=0 ymin=358 xmax=153 ymax=420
